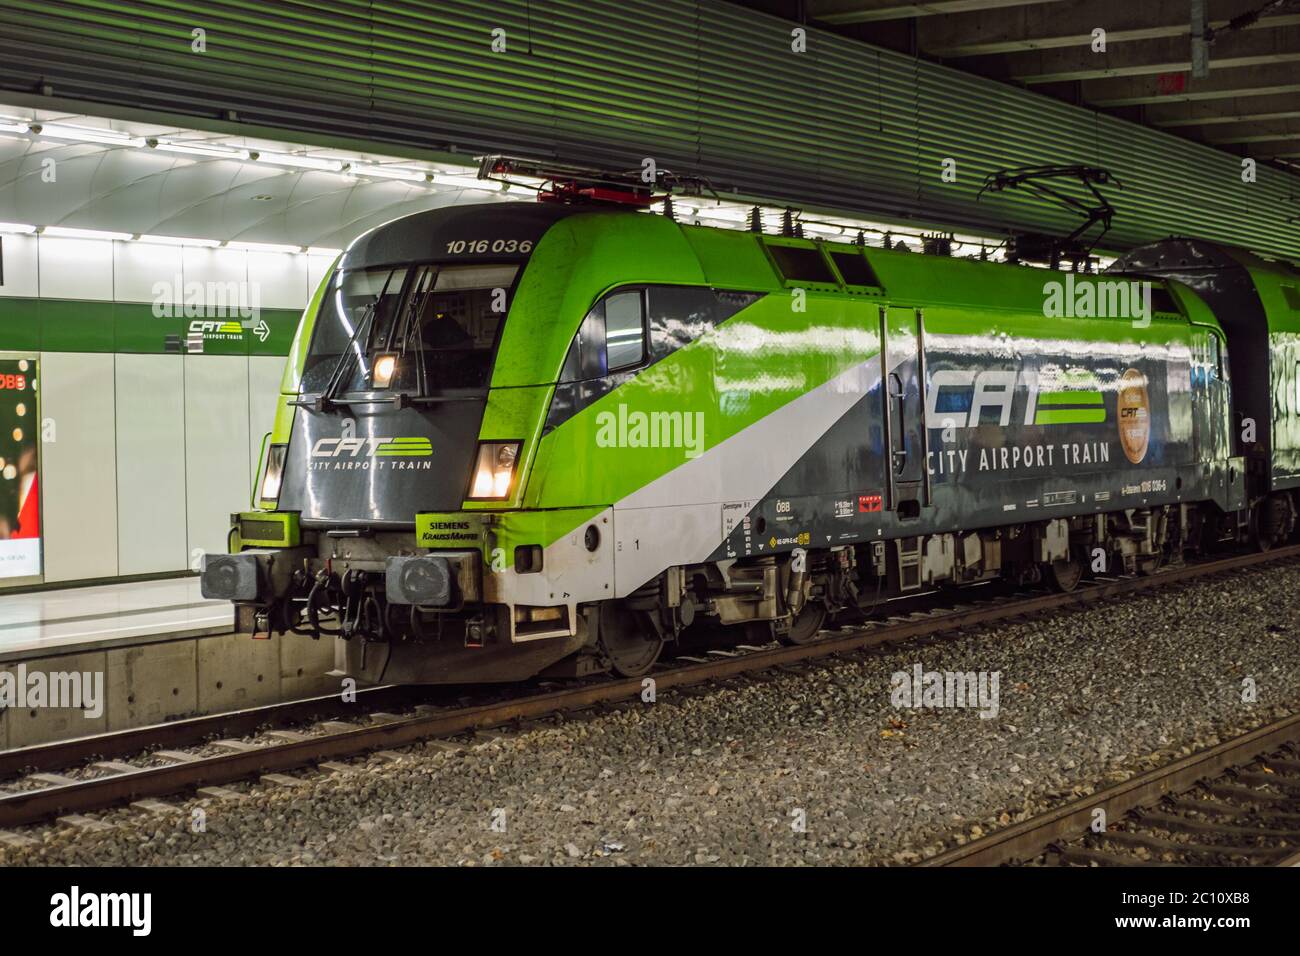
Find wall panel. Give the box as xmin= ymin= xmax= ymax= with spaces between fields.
xmin=38 ymin=237 xmax=113 ymax=300
xmin=39 ymin=351 xmax=117 ymax=582
xmin=183 ymin=354 xmax=249 ymax=564
xmin=0 ymin=233 xmax=38 ymax=298
xmin=114 ymin=240 xmax=183 ymax=306
xmin=115 ymin=353 xmax=187 ymax=574
xmin=248 ymin=251 xmax=308 ymax=310
xmin=247 ymin=354 xmax=284 ymax=495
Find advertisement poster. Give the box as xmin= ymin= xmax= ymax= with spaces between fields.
xmin=0 ymin=356 xmax=39 ymax=580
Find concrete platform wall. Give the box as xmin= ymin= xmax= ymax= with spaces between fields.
xmin=0 ymin=629 xmax=337 ymax=749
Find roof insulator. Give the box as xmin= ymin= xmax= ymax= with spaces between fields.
xmin=882 ymin=231 xmax=892 ymax=249
xmin=855 ymin=230 xmax=866 ymax=247
xmin=923 ymin=234 xmax=953 ymax=256
xmin=749 ymin=206 xmax=763 ymax=233
xmin=782 ymin=208 xmax=795 ymax=237
xmin=662 ymin=195 xmax=675 ymax=221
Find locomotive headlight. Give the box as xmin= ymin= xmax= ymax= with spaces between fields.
xmin=372 ymin=353 xmax=397 ymax=388
xmin=259 ymin=443 xmax=287 ymax=505
xmin=468 ymin=441 xmax=521 ymax=500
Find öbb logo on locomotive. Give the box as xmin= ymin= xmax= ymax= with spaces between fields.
xmin=204 ymin=187 xmax=1281 ymax=688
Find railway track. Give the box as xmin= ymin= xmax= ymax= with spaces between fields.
xmin=923 ymin=710 xmax=1300 ymax=867
xmin=2 ymin=543 xmax=1299 ymax=836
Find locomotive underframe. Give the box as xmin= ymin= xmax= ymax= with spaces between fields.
xmin=227 ymin=486 xmax=1291 ymax=685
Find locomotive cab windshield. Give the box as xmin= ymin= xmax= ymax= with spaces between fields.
xmin=302 ymin=261 xmax=519 ymax=398
xmin=273 ymin=254 xmax=530 ymax=526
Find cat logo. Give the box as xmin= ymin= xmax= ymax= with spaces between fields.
xmin=1116 ymin=369 xmax=1150 ymax=464
xmin=926 ymin=370 xmax=1106 ymax=428
xmin=311 ymin=437 xmax=433 ymax=458
xmin=188 ymin=320 xmax=244 ymax=337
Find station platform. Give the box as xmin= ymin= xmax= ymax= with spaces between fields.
xmin=0 ymin=577 xmax=232 ymax=662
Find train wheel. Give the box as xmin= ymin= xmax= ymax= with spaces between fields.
xmin=1046 ymin=556 xmax=1083 ymax=592
xmin=1251 ymin=496 xmax=1288 ymax=552
xmin=597 ymin=602 xmax=664 ymax=678
xmin=776 ymin=603 xmax=828 ymax=646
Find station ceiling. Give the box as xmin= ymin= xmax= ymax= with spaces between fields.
xmin=0 ymin=106 xmax=531 ymax=250
xmin=0 ymin=0 xmax=1297 ymax=260
xmin=0 ymin=104 xmax=1002 ymax=254
xmin=741 ymin=0 xmax=1300 ymax=171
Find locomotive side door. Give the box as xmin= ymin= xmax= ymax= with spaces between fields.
xmin=1193 ymin=324 xmax=1231 ymax=462
xmin=1190 ymin=323 xmax=1245 ymax=512
xmin=880 ymin=305 xmax=930 ymax=516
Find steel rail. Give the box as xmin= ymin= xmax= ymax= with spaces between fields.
xmin=0 ymin=685 xmax=428 ymax=779
xmin=922 ymin=712 xmax=1300 ymax=867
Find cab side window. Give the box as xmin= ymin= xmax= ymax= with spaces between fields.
xmin=1207 ymin=332 xmax=1220 ymax=383
xmin=604 ymin=291 xmax=646 ymax=370
xmin=560 ymin=288 xmax=647 ymax=382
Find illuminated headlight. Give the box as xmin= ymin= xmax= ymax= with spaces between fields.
xmin=467 ymin=441 xmax=521 ymax=500
xmin=372 ymin=353 xmax=397 ymax=388
xmin=259 ymin=443 xmax=287 ymax=505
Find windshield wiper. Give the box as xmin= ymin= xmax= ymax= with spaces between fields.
xmin=291 ymin=297 xmax=378 ymax=412
xmin=291 ymin=270 xmax=398 ymax=411
xmin=381 ymin=265 xmax=436 ymax=398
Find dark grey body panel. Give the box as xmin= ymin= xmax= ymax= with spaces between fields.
xmin=279 ymin=401 xmax=486 ymax=527
xmin=342 ymin=201 xmax=588 ymax=270
xmin=711 ymin=316 xmax=1243 ymax=562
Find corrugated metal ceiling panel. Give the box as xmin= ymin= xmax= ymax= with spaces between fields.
xmin=0 ymin=0 xmax=1295 ymax=258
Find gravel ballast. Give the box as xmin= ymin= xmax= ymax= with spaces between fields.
xmin=4 ymin=561 xmax=1299 ymax=866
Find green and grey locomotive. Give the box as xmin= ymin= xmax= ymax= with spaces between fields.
xmin=200 ymin=175 xmax=1300 ymax=685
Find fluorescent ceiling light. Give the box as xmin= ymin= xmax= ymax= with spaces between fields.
xmin=0 ymin=121 xmax=28 ymax=134
xmin=254 ymin=151 xmax=345 ymax=172
xmin=350 ymin=163 xmax=428 ymax=182
xmin=431 ymin=173 xmax=500 ymax=191
xmin=137 ymin=234 xmax=222 ymax=248
xmin=35 ymin=123 xmax=145 ymax=147
xmin=152 ymin=141 xmax=251 ymax=160
xmin=41 ymin=225 xmax=134 ymax=241
xmin=306 ymin=247 xmax=343 ymax=257
xmin=0 ymin=222 xmax=36 ymax=234
xmin=225 ymin=240 xmax=302 ymax=254
xmin=695 ymin=206 xmax=751 ymax=222
xmin=802 ymin=225 xmax=847 ymax=238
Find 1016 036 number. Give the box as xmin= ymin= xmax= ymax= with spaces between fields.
xmin=445 ymin=239 xmax=534 ymax=255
